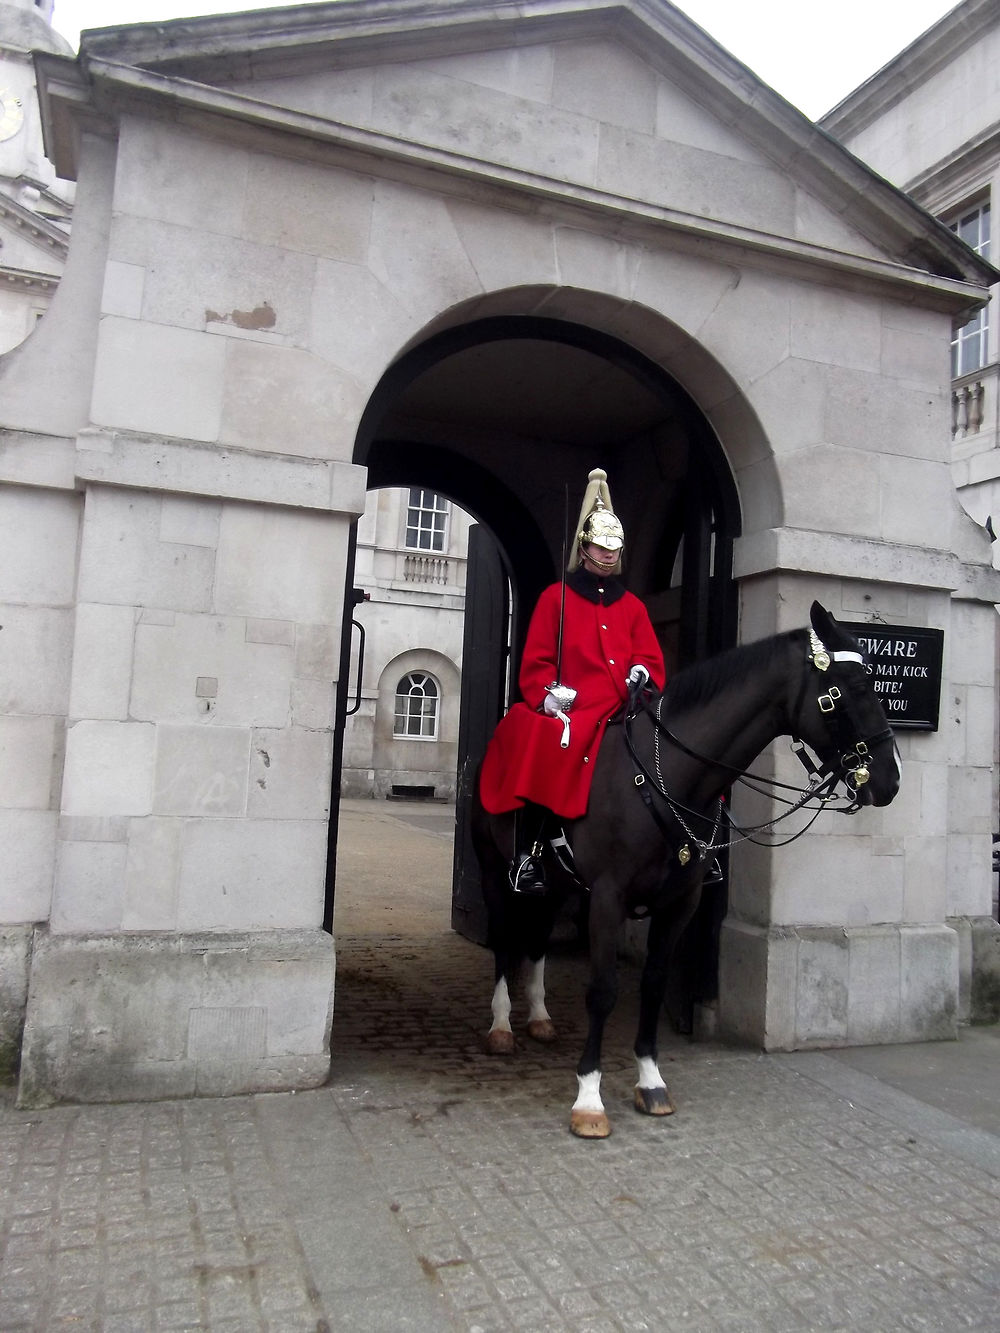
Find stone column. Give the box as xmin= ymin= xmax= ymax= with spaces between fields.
xmin=17 ymin=430 xmax=366 ymax=1105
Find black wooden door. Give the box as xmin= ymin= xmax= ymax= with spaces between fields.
xmin=451 ymin=525 xmax=509 ymax=944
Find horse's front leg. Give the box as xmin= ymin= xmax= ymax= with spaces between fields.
xmin=633 ymin=885 xmax=701 ymax=1117
xmin=571 ymin=889 xmax=619 ymax=1139
xmin=524 ymin=956 xmax=557 ymax=1043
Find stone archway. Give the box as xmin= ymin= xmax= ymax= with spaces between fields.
xmin=338 ymin=295 xmax=748 ymax=1021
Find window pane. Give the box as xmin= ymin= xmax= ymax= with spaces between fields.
xmin=948 ymin=201 xmax=990 ymax=376
xmin=404 ymin=489 xmax=449 ymax=552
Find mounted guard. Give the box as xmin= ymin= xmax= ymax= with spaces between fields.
xmin=478 ymin=467 xmax=665 ymax=890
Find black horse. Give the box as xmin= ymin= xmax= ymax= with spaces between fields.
xmin=471 ymin=602 xmax=900 ymax=1137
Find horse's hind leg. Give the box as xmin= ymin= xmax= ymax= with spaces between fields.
xmin=487 ymin=964 xmax=516 ymax=1055
xmin=633 ymin=885 xmax=701 ymax=1117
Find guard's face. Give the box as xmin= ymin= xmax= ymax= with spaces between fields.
xmin=580 ymin=541 xmax=620 ymax=574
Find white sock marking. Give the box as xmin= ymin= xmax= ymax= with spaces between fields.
xmin=489 ymin=978 xmax=512 ymax=1035
xmin=572 ymin=1071 xmax=604 ymax=1113
xmin=524 ymin=957 xmax=551 ymax=1024
xmin=635 ymin=1055 xmax=667 ymax=1091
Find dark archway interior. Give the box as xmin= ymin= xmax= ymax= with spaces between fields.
xmin=356 ymin=316 xmax=741 ymax=675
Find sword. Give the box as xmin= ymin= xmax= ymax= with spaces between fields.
xmin=550 ymin=484 xmax=576 ymax=748
xmin=556 ymin=483 xmax=568 ymax=684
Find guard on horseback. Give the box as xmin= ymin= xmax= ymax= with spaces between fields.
xmin=478 ymin=467 xmax=666 ymax=892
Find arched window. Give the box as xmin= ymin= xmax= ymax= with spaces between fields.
xmin=394 ymin=672 xmax=439 ymax=739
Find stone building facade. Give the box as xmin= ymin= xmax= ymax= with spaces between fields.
xmin=821 ymin=0 xmax=1000 ymax=559
xmin=0 ymin=0 xmax=72 ymax=352
xmin=1 ymin=0 xmax=998 ymax=1103
xmin=345 ymin=484 xmax=470 ymax=801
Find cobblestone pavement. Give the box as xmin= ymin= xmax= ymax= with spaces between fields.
xmin=1 ymin=800 xmax=999 ymax=1331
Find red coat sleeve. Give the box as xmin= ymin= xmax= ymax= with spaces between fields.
xmin=624 ymin=593 xmax=665 ymax=690
xmin=517 ymin=584 xmax=562 ymax=709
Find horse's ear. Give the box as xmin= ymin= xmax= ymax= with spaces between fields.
xmin=809 ymin=601 xmax=835 ymax=641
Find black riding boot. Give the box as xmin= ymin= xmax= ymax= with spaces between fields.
xmin=509 ymin=809 xmax=548 ymax=894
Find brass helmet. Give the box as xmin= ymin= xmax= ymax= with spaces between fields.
xmin=568 ymin=468 xmax=625 ymax=572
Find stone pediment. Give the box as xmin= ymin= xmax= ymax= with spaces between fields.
xmin=34 ymin=0 xmax=996 ymax=304
xmin=0 ymin=186 xmax=67 ymax=282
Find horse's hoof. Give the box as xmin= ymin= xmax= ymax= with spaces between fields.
xmin=526 ymin=1018 xmax=557 ymax=1043
xmin=486 ymin=1029 xmax=515 ymax=1055
xmin=634 ymin=1085 xmax=675 ymax=1116
xmin=570 ymin=1109 xmax=611 ymax=1138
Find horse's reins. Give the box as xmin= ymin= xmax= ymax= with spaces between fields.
xmin=624 ymin=631 xmax=894 ymax=865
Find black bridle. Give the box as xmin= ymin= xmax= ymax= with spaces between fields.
xmin=624 ymin=630 xmax=895 ymax=867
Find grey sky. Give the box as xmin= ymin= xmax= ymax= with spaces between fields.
xmin=49 ymin=0 xmax=959 ymax=120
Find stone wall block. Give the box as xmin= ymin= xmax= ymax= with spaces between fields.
xmin=247 ymin=728 xmax=333 ymax=821
xmin=368 ymin=180 xmax=482 ymax=322
xmin=91 ymin=318 xmax=228 ymax=442
xmin=947 ymin=763 xmax=995 ymax=836
xmin=552 ymin=39 xmax=657 ymax=132
xmin=153 ymin=724 xmax=250 ymax=818
xmin=553 ymin=226 xmax=643 ymax=302
xmin=449 ymin=200 xmax=557 ymax=292
xmin=374 ymin=63 xmax=598 ymax=184
xmin=177 ymin=820 xmax=327 ymax=931
xmin=295 ymin=624 xmax=339 ymax=680
xmin=132 ymin=614 xmax=291 ymax=728
xmin=700 ymin=269 xmax=792 ymax=387
xmin=780 ymin=444 xmax=881 ymax=536
xmin=879 ymin=456 xmax=954 ymax=549
xmin=824 ymin=365 xmax=947 ymax=462
xmin=945 ymin=831 xmax=994 ymax=919
xmin=159 ymin=494 xmax=220 ymax=548
xmin=244 ymin=156 xmax=373 ymax=261
xmin=123 ymin=816 xmax=181 ymax=932
xmin=0 ymin=488 xmax=80 ymax=604
xmin=899 ymin=834 xmax=948 ymax=924
xmin=899 ymin=925 xmax=958 ymax=1041
xmin=309 ymin=258 xmax=413 ymax=384
xmin=770 ymin=833 xmax=901 ymax=929
xmin=113 ymin=216 xmax=316 ymax=342
xmin=68 ymin=602 xmax=135 ymax=721
xmin=76 ymin=488 xmax=216 ymax=612
xmin=880 ymin=309 xmax=952 ymax=387
xmin=795 ymin=929 xmax=849 ymax=1045
xmin=1 ymin=810 xmax=56 ymax=923
xmin=1 ymin=606 xmax=73 ymax=717
xmin=0 ymin=715 xmax=60 ymax=809
xmin=214 ymin=505 xmax=347 ymax=624
xmin=220 ymin=340 xmax=366 ymax=460
xmin=51 ymin=839 xmax=127 ymax=933
xmin=61 ymin=720 xmax=155 ymax=817
xmin=846 ymin=926 xmax=901 ymax=1044
xmin=790 ymin=287 xmax=883 ymax=373
xmin=114 ymin=119 xmax=248 ymax=233
xmin=597 ymin=125 xmax=795 ymax=233
xmin=101 ymin=258 xmax=145 ymax=319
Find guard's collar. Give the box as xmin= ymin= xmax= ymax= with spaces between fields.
xmin=567 ymin=569 xmax=626 ymax=605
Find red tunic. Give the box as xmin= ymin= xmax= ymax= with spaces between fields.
xmin=478 ymin=573 xmax=665 ymax=818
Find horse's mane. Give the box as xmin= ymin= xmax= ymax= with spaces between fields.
xmin=662 ymin=628 xmax=807 ymax=712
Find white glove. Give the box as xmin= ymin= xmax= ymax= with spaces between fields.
xmin=626 ymin=664 xmax=650 ymax=688
xmin=544 ymin=683 xmax=577 ymax=716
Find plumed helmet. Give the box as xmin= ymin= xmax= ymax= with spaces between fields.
xmin=568 ymin=468 xmax=625 ymax=572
